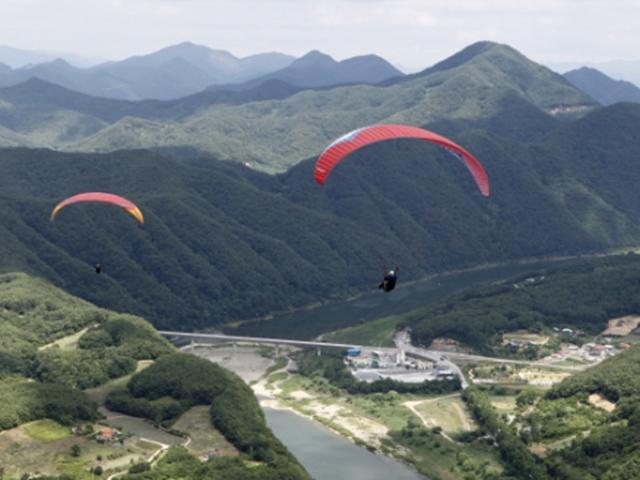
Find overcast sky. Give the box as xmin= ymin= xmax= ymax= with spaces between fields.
xmin=2 ymin=0 xmax=639 ymax=69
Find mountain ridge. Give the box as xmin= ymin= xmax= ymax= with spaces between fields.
xmin=564 ymin=66 xmax=640 ymax=105
xmin=0 ymin=42 xmax=296 ymax=100
xmin=0 ymin=42 xmax=597 ymax=173
xmin=0 ymin=103 xmax=639 ymax=330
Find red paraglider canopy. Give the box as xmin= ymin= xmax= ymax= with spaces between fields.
xmin=50 ymin=192 xmax=144 ymax=225
xmin=313 ymin=124 xmax=490 ymax=196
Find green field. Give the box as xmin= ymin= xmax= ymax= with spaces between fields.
xmin=102 ymin=413 xmax=185 ymax=446
xmin=23 ymin=419 xmax=71 ymax=442
xmin=489 ymin=395 xmax=518 ymax=414
xmin=0 ymin=421 xmax=152 ymax=479
xmin=323 ymin=315 xmax=401 ymax=347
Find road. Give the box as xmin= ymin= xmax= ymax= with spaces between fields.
xmin=160 ymin=330 xmax=584 ymax=392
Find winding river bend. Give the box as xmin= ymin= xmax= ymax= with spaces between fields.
xmin=212 ymin=258 xmax=576 ymax=478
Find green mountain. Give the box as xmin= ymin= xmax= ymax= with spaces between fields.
xmin=0 ymin=102 xmax=640 ymax=330
xmin=0 ymin=42 xmax=596 ymax=172
xmin=0 ymin=77 xmax=305 ymax=144
xmin=565 ymin=66 xmax=640 ymax=105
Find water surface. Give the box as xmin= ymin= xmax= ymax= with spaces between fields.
xmin=264 ymin=407 xmax=426 ymax=480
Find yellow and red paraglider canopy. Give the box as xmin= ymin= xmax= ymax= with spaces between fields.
xmin=50 ymin=192 xmax=144 ymax=225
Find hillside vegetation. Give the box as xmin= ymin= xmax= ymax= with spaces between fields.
xmin=107 ymin=353 xmax=310 ymax=480
xmin=0 ymin=272 xmax=173 ymax=427
xmin=0 ymin=273 xmax=310 ymax=479
xmin=0 ymin=42 xmax=595 ymax=171
xmin=1 ymin=103 xmax=640 ymax=330
xmin=401 ymin=254 xmax=640 ymax=353
xmin=504 ymin=343 xmax=640 ymax=480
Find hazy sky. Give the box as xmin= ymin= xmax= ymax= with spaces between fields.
xmin=2 ymin=0 xmax=639 ymax=69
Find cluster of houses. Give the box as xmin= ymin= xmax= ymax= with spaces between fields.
xmin=72 ymin=424 xmax=131 ymax=445
xmin=550 ymin=341 xmax=629 ymax=363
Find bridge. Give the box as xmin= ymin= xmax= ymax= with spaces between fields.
xmin=157 ymin=330 xmax=397 ymax=353
xmin=158 ymin=330 xmax=584 ymax=374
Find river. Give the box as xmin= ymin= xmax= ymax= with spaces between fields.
xmin=230 ymin=258 xmax=573 ymax=340
xmin=263 ymin=407 xmax=426 ymax=480
xmin=225 ymin=258 xmax=574 ymax=479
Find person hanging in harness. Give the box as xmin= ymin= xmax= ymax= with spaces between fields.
xmin=378 ymin=266 xmax=399 ymax=292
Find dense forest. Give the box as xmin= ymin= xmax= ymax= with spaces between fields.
xmin=0 ymin=103 xmax=640 ymax=332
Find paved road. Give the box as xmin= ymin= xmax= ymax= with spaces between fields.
xmin=158 ymin=330 xmax=397 ymax=353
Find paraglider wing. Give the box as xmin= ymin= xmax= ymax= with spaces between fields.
xmin=313 ymin=124 xmax=490 ymax=196
xmin=50 ymin=192 xmax=144 ymax=225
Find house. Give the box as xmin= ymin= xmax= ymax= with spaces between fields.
xmin=96 ymin=427 xmax=115 ymax=442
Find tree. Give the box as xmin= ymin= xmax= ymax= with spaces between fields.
xmin=70 ymin=445 xmax=81 ymax=457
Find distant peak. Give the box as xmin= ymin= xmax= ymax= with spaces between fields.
xmin=49 ymin=57 xmax=72 ymax=66
xmin=292 ymin=50 xmax=336 ymax=67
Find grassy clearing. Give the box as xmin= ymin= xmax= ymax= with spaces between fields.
xmin=414 ymin=395 xmax=477 ymax=434
xmin=172 ymin=406 xmax=238 ymax=457
xmin=502 ymin=331 xmax=550 ymax=345
xmin=322 ymin=315 xmax=400 ymax=347
xmin=490 ymin=395 xmax=518 ymax=414
xmin=102 ymin=414 xmax=184 ymax=445
xmin=265 ymin=356 xmax=287 ymax=376
xmin=268 ymin=371 xmax=288 ymax=384
xmin=23 ymin=419 xmax=71 ymax=442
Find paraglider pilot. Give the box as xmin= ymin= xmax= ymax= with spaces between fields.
xmin=95 ymin=263 xmax=102 ymax=275
xmin=379 ymin=266 xmax=399 ymax=292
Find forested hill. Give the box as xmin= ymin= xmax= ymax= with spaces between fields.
xmin=0 ymin=41 xmax=595 ymax=172
xmin=1 ymin=102 xmax=640 ymax=330
xmin=0 ymin=272 xmax=310 ymax=479
xmin=403 ymin=253 xmax=640 ymax=353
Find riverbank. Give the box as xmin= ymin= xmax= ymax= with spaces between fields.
xmin=254 ymin=362 xmax=503 ymax=480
